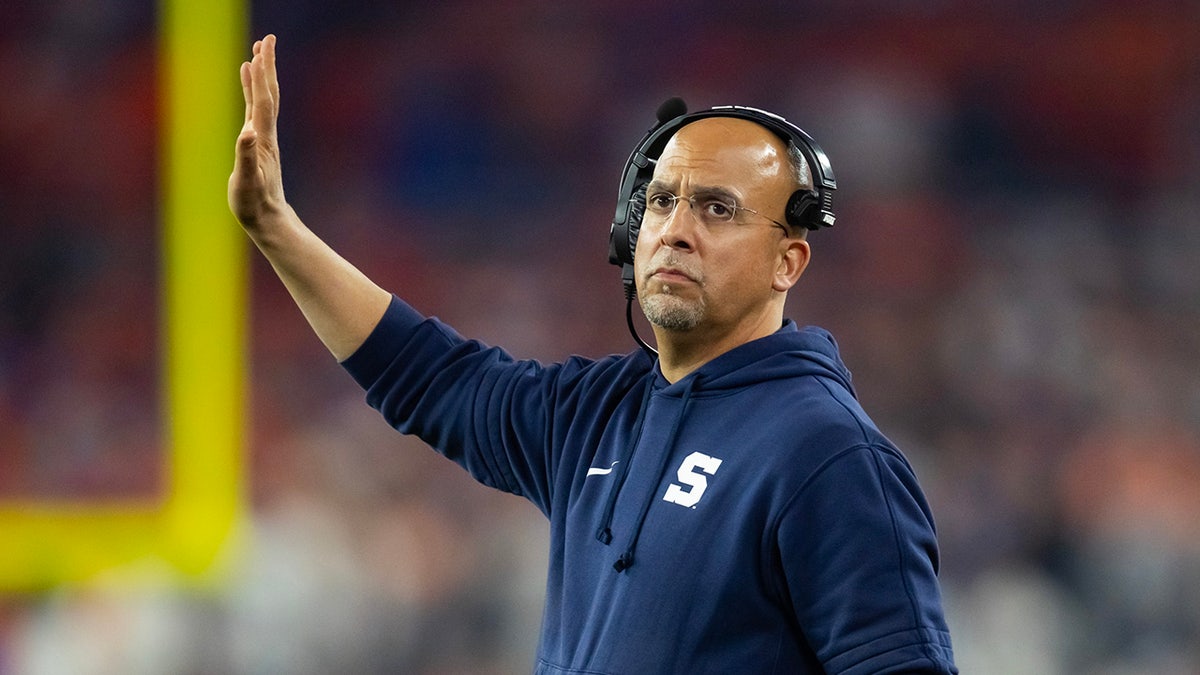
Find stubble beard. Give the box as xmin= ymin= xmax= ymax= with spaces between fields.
xmin=640 ymin=282 xmax=706 ymax=332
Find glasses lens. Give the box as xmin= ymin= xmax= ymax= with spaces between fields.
xmin=644 ymin=192 xmax=676 ymax=218
xmin=642 ymin=191 xmax=747 ymax=227
xmin=698 ymin=198 xmax=737 ymax=224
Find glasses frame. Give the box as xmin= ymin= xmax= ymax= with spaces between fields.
xmin=642 ymin=190 xmax=790 ymax=234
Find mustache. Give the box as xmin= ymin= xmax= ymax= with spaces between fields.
xmin=645 ymin=253 xmax=701 ymax=282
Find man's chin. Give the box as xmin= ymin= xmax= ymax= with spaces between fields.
xmin=640 ymin=295 xmax=704 ymax=332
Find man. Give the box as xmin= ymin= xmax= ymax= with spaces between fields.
xmin=230 ymin=34 xmax=957 ymax=675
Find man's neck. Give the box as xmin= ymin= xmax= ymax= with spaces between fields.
xmin=653 ymin=313 xmax=784 ymax=383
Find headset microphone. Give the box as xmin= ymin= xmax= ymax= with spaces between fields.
xmin=655 ymin=96 xmax=688 ymax=124
xmin=608 ymin=98 xmax=837 ymax=358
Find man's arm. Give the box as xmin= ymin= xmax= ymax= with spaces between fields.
xmin=227 ymin=34 xmax=391 ymax=361
xmin=780 ymin=445 xmax=957 ymax=674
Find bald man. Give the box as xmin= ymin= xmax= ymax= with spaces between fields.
xmin=230 ymin=34 xmax=957 ymax=675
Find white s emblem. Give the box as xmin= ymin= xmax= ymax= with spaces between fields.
xmin=662 ymin=451 xmax=723 ymax=507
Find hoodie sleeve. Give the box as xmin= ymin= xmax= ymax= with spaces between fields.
xmin=775 ymin=443 xmax=957 ymax=675
xmin=340 ymin=295 xmax=562 ymax=513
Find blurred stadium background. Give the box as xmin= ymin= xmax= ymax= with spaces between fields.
xmin=1 ymin=1 xmax=1198 ymax=673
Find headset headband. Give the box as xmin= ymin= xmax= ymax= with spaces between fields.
xmin=607 ymin=100 xmax=836 ymax=287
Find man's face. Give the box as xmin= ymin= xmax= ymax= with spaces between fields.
xmin=633 ymin=117 xmax=807 ymax=339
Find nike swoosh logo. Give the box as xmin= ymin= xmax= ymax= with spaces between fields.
xmin=586 ymin=461 xmax=620 ymax=477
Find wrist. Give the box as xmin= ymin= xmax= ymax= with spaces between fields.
xmin=245 ymin=203 xmax=304 ymax=251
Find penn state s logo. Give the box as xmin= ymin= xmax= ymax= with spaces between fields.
xmin=662 ymin=451 xmax=723 ymax=508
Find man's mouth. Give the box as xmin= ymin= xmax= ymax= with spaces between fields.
xmin=650 ymin=266 xmax=698 ymax=285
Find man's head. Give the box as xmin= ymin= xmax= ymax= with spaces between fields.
xmin=608 ymin=104 xmax=835 ymax=281
xmin=633 ymin=116 xmax=812 ymax=341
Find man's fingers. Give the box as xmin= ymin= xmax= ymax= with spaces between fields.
xmin=233 ymin=129 xmax=259 ymax=179
xmin=240 ymin=61 xmax=253 ymax=123
xmin=249 ymin=46 xmax=276 ymax=137
xmin=236 ymin=127 xmax=257 ymax=155
xmin=230 ymin=36 xmax=281 ymax=225
xmin=263 ymin=34 xmax=280 ymax=113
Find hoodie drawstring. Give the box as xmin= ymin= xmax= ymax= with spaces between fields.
xmin=595 ymin=380 xmax=655 ymax=546
xmin=613 ymin=377 xmax=696 ymax=573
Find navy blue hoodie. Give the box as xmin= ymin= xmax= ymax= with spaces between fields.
xmin=342 ymin=296 xmax=957 ymax=674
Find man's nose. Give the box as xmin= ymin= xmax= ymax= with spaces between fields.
xmin=657 ymin=197 xmax=699 ymax=250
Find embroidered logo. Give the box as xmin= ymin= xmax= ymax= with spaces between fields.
xmin=586 ymin=460 xmax=620 ymax=477
xmin=662 ymin=451 xmax=723 ymax=508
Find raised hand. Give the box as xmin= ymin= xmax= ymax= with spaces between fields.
xmin=229 ymin=34 xmax=288 ymax=232
xmin=224 ymin=34 xmax=391 ymax=359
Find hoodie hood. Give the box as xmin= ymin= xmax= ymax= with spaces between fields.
xmin=661 ymin=320 xmax=856 ymax=398
xmin=597 ymin=319 xmax=855 ymax=572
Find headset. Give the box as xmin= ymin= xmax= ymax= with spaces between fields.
xmin=607 ymin=98 xmax=837 ymax=355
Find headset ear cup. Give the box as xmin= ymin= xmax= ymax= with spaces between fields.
xmin=608 ymin=182 xmax=648 ymax=267
xmin=785 ymin=190 xmax=819 ymax=230
xmin=624 ymin=183 xmax=647 ymax=266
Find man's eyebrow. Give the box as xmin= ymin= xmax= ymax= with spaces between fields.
xmin=645 ymin=179 xmax=675 ymax=193
xmin=645 ymin=180 xmax=741 ymax=202
xmin=690 ymin=185 xmax=739 ymax=202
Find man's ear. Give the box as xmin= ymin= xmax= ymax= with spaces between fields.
xmin=772 ymin=237 xmax=810 ymax=292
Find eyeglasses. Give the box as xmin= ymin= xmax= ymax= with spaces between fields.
xmin=642 ymin=189 xmax=789 ymax=233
